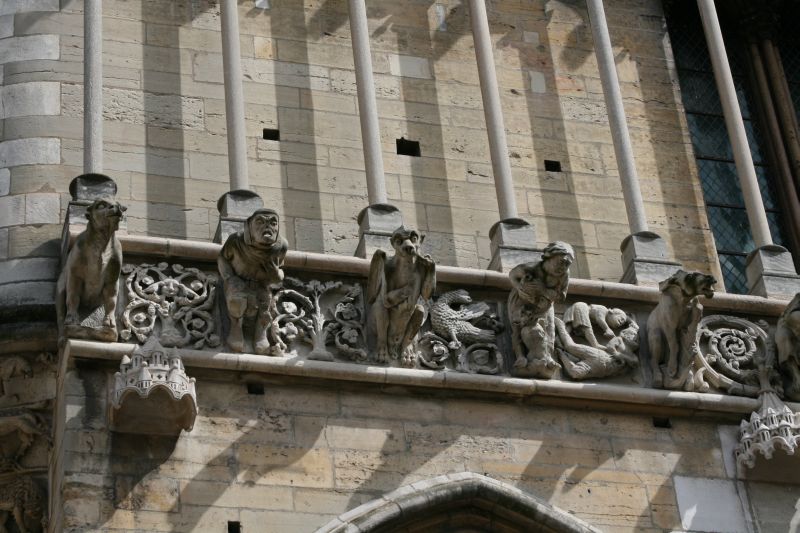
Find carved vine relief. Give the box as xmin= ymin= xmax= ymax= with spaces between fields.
xmin=54 ymin=203 xmax=800 ymax=398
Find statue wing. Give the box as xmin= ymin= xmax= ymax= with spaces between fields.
xmin=420 ymin=255 xmax=436 ymax=300
xmin=367 ymin=250 xmax=387 ymax=304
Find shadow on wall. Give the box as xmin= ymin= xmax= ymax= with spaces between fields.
xmin=243 ymin=2 xmax=326 ymax=253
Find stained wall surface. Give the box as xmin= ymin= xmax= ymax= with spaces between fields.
xmin=60 ymin=368 xmax=800 ymax=533
xmin=1 ymin=0 xmax=719 ymax=282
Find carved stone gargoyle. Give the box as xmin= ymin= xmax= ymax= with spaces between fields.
xmin=56 ymin=198 xmax=126 ymax=342
xmin=774 ymin=292 xmax=800 ymax=401
xmin=110 ymin=337 xmax=197 ymax=436
xmin=646 ymin=269 xmax=716 ymax=389
xmin=507 ymin=241 xmax=574 ymax=379
xmin=218 ymin=208 xmax=288 ymax=356
xmin=367 ymin=226 xmax=435 ymax=367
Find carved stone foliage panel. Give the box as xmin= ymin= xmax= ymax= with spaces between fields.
xmin=0 ymin=351 xmax=54 ymax=533
xmin=120 ymin=262 xmax=220 ymax=350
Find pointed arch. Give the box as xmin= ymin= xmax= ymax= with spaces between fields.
xmin=316 ymin=472 xmax=600 ymax=533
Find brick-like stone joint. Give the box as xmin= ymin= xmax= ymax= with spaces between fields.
xmin=488 ymin=218 xmax=541 ymax=272
xmin=213 ymin=189 xmax=265 ymax=244
xmin=508 ymin=241 xmax=574 ymax=379
xmin=619 ymin=231 xmax=682 ymax=286
xmin=354 ymin=203 xmax=403 ymax=259
xmin=110 ymin=336 xmax=197 ymax=436
xmin=218 ymin=207 xmax=288 ymax=355
xmin=56 ymin=197 xmax=126 ymax=343
xmin=646 ymin=269 xmax=717 ymax=389
xmin=367 ymin=225 xmax=436 ymax=367
xmin=745 ymin=244 xmax=800 ymax=300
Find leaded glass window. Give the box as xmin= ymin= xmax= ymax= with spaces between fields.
xmin=665 ymin=1 xmax=788 ymax=294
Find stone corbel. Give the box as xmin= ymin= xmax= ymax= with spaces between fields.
xmin=110 ymin=337 xmax=197 ymax=435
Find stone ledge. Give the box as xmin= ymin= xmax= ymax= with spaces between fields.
xmin=65 ymin=340 xmax=799 ymax=417
xmin=109 ymin=233 xmax=788 ymax=316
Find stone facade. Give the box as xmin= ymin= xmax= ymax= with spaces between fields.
xmin=2 ymin=1 xmax=799 ymax=533
xmin=1 ymin=0 xmax=717 ymax=278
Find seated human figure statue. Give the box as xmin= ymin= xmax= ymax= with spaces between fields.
xmin=218 ymin=208 xmax=288 ymax=355
xmin=507 ymin=241 xmax=574 ymax=378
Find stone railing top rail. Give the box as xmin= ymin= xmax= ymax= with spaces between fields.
xmin=113 ymin=233 xmax=788 ymax=317
xmin=65 ymin=339 xmax=800 ymax=417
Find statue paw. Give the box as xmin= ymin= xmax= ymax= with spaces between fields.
xmin=513 ymin=356 xmax=528 ymax=368
xmin=227 ymin=330 xmax=245 ymax=353
xmin=103 ymin=315 xmax=116 ymax=329
xmin=65 ymin=313 xmax=80 ymax=326
xmin=448 ymin=340 xmax=462 ymax=351
xmin=254 ymin=339 xmax=271 ymax=355
xmin=375 ymin=348 xmax=389 ymax=364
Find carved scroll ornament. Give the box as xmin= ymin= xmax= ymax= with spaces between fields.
xmin=120 ymin=262 xmax=220 ymax=349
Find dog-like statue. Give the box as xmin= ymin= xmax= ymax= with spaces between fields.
xmin=218 ymin=208 xmax=288 ymax=355
xmin=507 ymin=241 xmax=574 ymax=378
xmin=367 ymin=226 xmax=435 ymax=366
xmin=774 ymin=293 xmax=800 ymax=401
xmin=647 ymin=269 xmax=716 ymax=389
xmin=56 ymin=198 xmax=126 ymax=341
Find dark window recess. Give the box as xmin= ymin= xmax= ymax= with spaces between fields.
xmin=228 ymin=522 xmax=242 ymax=533
xmin=396 ymin=137 xmax=421 ymax=157
xmin=262 ymin=128 xmax=280 ymax=141
xmin=246 ymin=382 xmax=265 ymax=395
xmin=652 ymin=417 xmax=672 ymax=429
xmin=544 ymin=159 xmax=562 ymax=172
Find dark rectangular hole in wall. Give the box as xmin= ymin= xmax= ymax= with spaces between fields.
xmin=396 ymin=137 xmax=421 ymax=157
xmin=228 ymin=521 xmax=242 ymax=533
xmin=653 ymin=417 xmax=672 ymax=429
xmin=246 ymin=382 xmax=265 ymax=395
xmin=544 ymin=159 xmax=562 ymax=172
xmin=262 ymin=128 xmax=280 ymax=141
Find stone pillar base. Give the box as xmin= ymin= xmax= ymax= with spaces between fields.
xmin=488 ymin=218 xmax=539 ymax=271
xmin=620 ymin=231 xmax=681 ymax=286
xmin=355 ymin=204 xmax=403 ymax=258
xmin=746 ymin=245 xmax=800 ymax=299
xmin=214 ymin=190 xmax=264 ymax=244
xmin=63 ymin=174 xmax=123 ymax=256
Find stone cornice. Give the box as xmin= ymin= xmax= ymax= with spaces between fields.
xmin=65 ymin=339 xmax=800 ymax=418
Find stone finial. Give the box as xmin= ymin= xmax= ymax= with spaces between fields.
xmin=355 ymin=203 xmax=404 ymax=259
xmin=111 ymin=337 xmax=197 ymax=435
xmin=736 ymin=391 xmax=799 ymax=468
xmin=488 ymin=218 xmax=540 ymax=272
xmin=367 ymin=226 xmax=436 ymax=367
xmin=218 ymin=207 xmax=288 ymax=355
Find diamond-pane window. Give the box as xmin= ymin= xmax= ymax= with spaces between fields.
xmin=666 ymin=0 xmax=788 ymax=294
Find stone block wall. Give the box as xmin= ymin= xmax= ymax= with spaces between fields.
xmin=60 ymin=367 xmax=799 ymax=532
xmin=2 ymin=0 xmax=718 ymax=282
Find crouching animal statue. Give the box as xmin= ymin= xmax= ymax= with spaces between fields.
xmin=367 ymin=226 xmax=435 ymax=366
xmin=56 ymin=198 xmax=126 ymax=342
xmin=218 ymin=208 xmax=288 ymax=355
xmin=507 ymin=241 xmax=574 ymax=378
xmin=647 ymin=269 xmax=716 ymax=389
xmin=774 ymin=293 xmax=800 ymax=401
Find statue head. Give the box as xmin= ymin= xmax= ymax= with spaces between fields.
xmin=390 ymin=226 xmax=423 ymax=258
xmin=659 ymin=269 xmax=716 ymax=299
xmin=606 ymin=308 xmax=628 ymax=329
xmin=245 ymin=208 xmax=280 ymax=247
xmin=86 ymin=198 xmax=126 ymax=233
xmin=541 ymin=241 xmax=574 ymax=277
